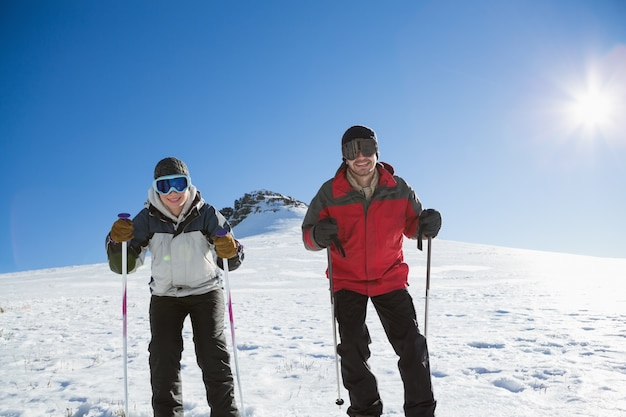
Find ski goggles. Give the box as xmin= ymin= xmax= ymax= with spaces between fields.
xmin=342 ymin=138 xmax=378 ymax=160
xmin=153 ymin=174 xmax=190 ymax=195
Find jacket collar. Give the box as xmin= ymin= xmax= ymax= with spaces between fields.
xmin=331 ymin=161 xmax=397 ymax=198
xmin=146 ymin=184 xmax=203 ymax=224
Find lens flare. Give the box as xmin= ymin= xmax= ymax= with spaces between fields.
xmin=561 ymin=46 xmax=626 ymax=146
xmin=568 ymin=89 xmax=613 ymax=129
xmin=564 ymin=79 xmax=619 ymax=139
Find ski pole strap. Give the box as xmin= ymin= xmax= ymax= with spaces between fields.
xmin=331 ymin=235 xmax=346 ymax=258
xmin=417 ymin=228 xmax=424 ymax=251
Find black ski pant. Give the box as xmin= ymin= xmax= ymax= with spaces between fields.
xmin=334 ymin=289 xmax=436 ymax=417
xmin=148 ymin=290 xmax=239 ymax=417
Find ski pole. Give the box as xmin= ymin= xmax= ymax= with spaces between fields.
xmin=118 ymin=212 xmax=131 ymax=417
xmin=216 ymin=230 xmax=245 ymax=414
xmin=326 ymin=247 xmax=344 ymax=406
xmin=424 ymin=237 xmax=432 ymax=338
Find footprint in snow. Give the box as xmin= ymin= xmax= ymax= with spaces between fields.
xmin=493 ymin=377 xmax=525 ymax=393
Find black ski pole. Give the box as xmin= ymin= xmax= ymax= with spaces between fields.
xmin=424 ymin=236 xmax=432 ymax=337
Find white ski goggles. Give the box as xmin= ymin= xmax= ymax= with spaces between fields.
xmin=153 ymin=174 xmax=190 ymax=195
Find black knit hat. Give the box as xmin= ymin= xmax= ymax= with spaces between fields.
xmin=154 ymin=157 xmax=189 ymax=179
xmin=341 ymin=125 xmax=377 ymax=145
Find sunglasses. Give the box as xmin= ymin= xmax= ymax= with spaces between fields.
xmin=153 ymin=174 xmax=190 ymax=195
xmin=342 ymin=138 xmax=378 ymax=160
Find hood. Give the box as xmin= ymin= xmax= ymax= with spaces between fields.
xmin=146 ymin=184 xmax=203 ymax=224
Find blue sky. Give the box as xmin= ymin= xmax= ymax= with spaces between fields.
xmin=1 ymin=0 xmax=625 ymax=273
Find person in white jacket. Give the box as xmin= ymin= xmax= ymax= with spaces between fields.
xmin=106 ymin=156 xmax=244 ymax=417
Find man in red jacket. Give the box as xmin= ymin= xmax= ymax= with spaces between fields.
xmin=302 ymin=125 xmax=441 ymax=417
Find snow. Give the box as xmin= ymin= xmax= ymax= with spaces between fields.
xmin=1 ymin=205 xmax=625 ymax=417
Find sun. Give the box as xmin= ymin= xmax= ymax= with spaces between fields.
xmin=534 ymin=46 xmax=626 ymax=157
xmin=567 ymin=87 xmax=614 ymax=131
xmin=560 ymin=58 xmax=626 ymax=145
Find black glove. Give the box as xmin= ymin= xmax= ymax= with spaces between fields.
xmin=419 ymin=209 xmax=442 ymax=238
xmin=312 ymin=218 xmax=338 ymax=248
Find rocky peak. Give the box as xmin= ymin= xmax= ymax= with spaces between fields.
xmin=220 ymin=190 xmax=307 ymax=227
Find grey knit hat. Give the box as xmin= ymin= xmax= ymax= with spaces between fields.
xmin=154 ymin=157 xmax=189 ymax=179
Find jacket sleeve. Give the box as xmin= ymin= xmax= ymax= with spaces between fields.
xmin=105 ymin=209 xmax=149 ymax=275
xmin=105 ymin=236 xmax=139 ymax=274
xmin=401 ymin=179 xmax=423 ymax=239
xmin=302 ymin=182 xmax=333 ymax=251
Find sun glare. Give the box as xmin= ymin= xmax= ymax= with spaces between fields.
xmin=569 ymin=89 xmax=613 ymax=129
xmin=558 ymin=47 xmax=626 ymax=146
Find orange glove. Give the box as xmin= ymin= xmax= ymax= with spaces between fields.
xmin=110 ymin=218 xmax=134 ymax=242
xmin=213 ymin=234 xmax=238 ymax=259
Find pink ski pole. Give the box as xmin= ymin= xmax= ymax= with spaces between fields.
xmin=216 ymin=230 xmax=244 ymax=414
xmin=118 ymin=213 xmax=131 ymax=417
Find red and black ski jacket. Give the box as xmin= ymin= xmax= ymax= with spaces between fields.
xmin=302 ymin=162 xmax=423 ymax=296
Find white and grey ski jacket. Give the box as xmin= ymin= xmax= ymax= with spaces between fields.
xmin=106 ymin=185 xmax=244 ymax=297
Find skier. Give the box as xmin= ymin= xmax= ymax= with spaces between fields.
xmin=106 ymin=157 xmax=244 ymax=417
xmin=302 ymin=125 xmax=442 ymax=417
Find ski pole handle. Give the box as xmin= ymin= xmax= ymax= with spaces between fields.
xmin=118 ymin=212 xmax=131 ymax=222
xmin=215 ymin=229 xmax=230 ymax=269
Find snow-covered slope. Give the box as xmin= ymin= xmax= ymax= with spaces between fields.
xmin=1 ymin=191 xmax=625 ymax=417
